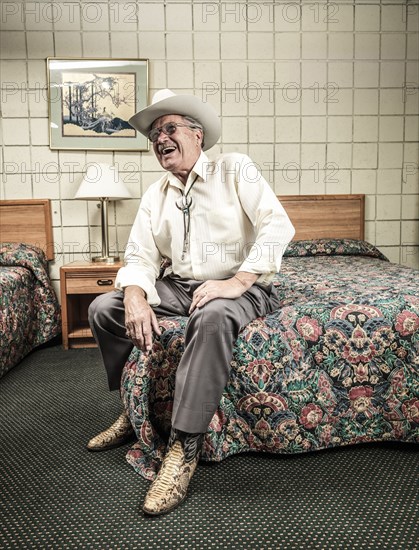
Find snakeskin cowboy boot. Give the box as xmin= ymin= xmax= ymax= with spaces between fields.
xmin=142 ymin=428 xmax=204 ymax=516
xmin=87 ymin=411 xmax=135 ymax=451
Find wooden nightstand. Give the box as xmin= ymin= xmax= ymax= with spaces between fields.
xmin=60 ymin=261 xmax=123 ymax=349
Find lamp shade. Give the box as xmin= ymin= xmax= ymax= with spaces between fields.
xmin=75 ymin=163 xmax=132 ymax=200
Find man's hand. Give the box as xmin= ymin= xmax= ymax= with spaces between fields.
xmin=123 ymin=286 xmax=161 ymax=353
xmin=189 ymin=273 xmax=259 ymax=313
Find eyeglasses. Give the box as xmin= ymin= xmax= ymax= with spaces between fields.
xmin=148 ymin=122 xmax=198 ymax=143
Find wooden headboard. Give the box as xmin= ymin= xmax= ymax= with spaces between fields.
xmin=0 ymin=199 xmax=54 ymax=260
xmin=278 ymin=194 xmax=365 ymax=241
xmin=0 ymin=195 xmax=364 ymax=262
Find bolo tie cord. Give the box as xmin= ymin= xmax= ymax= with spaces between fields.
xmin=176 ymin=174 xmax=199 ymax=260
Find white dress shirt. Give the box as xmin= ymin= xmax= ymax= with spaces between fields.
xmin=115 ymin=151 xmax=295 ymax=306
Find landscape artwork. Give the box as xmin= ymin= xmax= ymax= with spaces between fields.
xmin=61 ymin=72 xmax=136 ymax=138
xmin=48 ymin=58 xmax=149 ymax=151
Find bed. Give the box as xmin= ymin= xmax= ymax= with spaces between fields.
xmin=0 ymin=199 xmax=61 ymax=379
xmin=119 ymin=194 xmax=419 ymax=480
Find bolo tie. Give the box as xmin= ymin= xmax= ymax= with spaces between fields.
xmin=175 ymin=174 xmax=199 ymax=260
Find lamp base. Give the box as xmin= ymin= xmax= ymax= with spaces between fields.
xmin=92 ymin=256 xmax=120 ymax=264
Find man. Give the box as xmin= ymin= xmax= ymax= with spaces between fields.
xmin=87 ymin=89 xmax=295 ymax=516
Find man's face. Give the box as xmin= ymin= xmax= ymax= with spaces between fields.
xmin=151 ymin=114 xmax=203 ymax=175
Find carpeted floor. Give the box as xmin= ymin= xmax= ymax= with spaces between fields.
xmin=0 ymin=345 xmax=418 ymax=550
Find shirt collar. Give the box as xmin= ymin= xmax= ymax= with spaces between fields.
xmin=191 ymin=151 xmax=210 ymax=183
xmin=164 ymin=151 xmax=210 ymax=191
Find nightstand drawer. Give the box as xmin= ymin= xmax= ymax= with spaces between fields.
xmin=66 ymin=274 xmax=117 ymax=294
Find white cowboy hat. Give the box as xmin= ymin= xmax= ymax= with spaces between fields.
xmin=129 ymin=89 xmax=220 ymax=151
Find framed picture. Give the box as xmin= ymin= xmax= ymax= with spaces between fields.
xmin=47 ymin=58 xmax=149 ymax=151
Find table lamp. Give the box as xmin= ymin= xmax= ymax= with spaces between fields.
xmin=75 ymin=163 xmax=132 ymax=263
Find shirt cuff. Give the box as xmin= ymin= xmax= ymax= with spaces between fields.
xmin=255 ymin=272 xmax=275 ymax=286
xmin=115 ymin=267 xmax=161 ymax=307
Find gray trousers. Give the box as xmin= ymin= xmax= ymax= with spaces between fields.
xmin=88 ymin=276 xmax=280 ymax=434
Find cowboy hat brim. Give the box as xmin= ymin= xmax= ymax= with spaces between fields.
xmin=128 ymin=94 xmax=220 ymax=151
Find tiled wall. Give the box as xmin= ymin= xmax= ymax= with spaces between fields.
xmin=1 ymin=0 xmax=418 ymax=297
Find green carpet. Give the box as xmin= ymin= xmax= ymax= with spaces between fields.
xmin=0 ymin=345 xmax=418 ymax=549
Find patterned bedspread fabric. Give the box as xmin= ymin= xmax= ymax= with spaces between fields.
xmin=121 ymin=239 xmax=419 ymax=480
xmin=0 ymin=243 xmax=61 ymax=379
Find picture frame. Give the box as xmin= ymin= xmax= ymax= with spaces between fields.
xmin=47 ymin=58 xmax=149 ymax=151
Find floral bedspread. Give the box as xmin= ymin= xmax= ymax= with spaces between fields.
xmin=121 ymin=239 xmax=419 ymax=480
xmin=0 ymin=243 xmax=61 ymax=379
